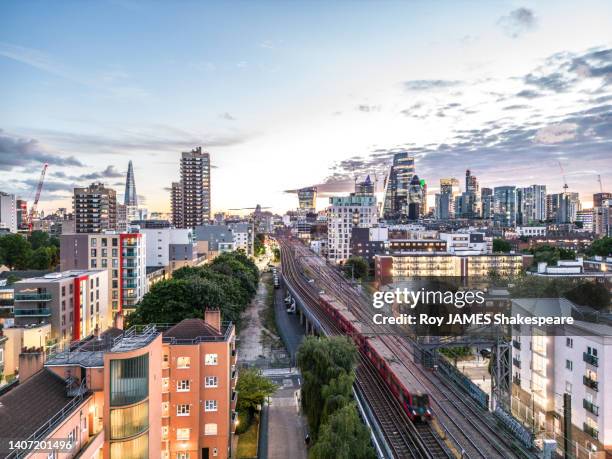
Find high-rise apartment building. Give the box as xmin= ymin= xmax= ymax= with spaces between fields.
xmin=178 ymin=147 xmax=211 ymax=228
xmin=481 ymin=187 xmax=494 ymax=219
xmin=171 ymin=181 xmax=184 ymax=228
xmin=518 ymin=185 xmax=547 ymax=224
xmin=493 ymin=186 xmax=518 ymax=227
xmin=13 ymin=270 xmax=109 ymax=344
xmin=460 ymin=169 xmax=480 ymax=219
xmin=327 ymin=194 xmax=378 ymax=263
xmin=60 ymin=232 xmax=147 ymax=316
xmin=73 ymin=182 xmax=117 ymax=233
xmin=593 ymin=193 xmax=611 ymax=236
xmin=548 ymin=192 xmax=581 ymax=223
xmin=0 ymin=191 xmax=17 ymax=233
xmin=16 ymin=198 xmax=27 ymax=230
xmin=382 ymin=152 xmax=415 ymax=220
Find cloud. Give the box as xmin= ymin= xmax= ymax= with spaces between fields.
xmin=403 ymin=80 xmax=461 ymax=91
xmin=356 ymin=104 xmax=381 ymax=112
xmin=498 ymin=8 xmax=537 ymax=38
xmin=534 ymin=123 xmax=579 ymax=144
xmin=0 ymin=130 xmax=83 ymax=170
xmin=516 ymin=89 xmax=542 ymax=99
xmin=220 ymin=112 xmax=236 ymax=121
xmin=53 ymin=165 xmax=124 ymax=182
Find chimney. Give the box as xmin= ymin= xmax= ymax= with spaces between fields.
xmin=204 ymin=309 xmax=221 ymax=332
xmin=18 ymin=348 xmax=45 ymax=383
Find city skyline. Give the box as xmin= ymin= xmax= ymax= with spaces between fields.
xmin=1 ymin=1 xmax=611 ymax=214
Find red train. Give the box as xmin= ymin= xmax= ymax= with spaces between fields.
xmin=319 ymin=293 xmax=432 ymax=423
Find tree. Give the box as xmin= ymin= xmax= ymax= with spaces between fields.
xmin=272 ymin=247 xmax=280 ymax=262
xmin=297 ymin=336 xmax=358 ymax=438
xmin=0 ymin=234 xmax=32 ymax=270
xmin=558 ymin=248 xmax=576 ymax=260
xmin=588 ymin=237 xmax=612 ymax=257
xmin=29 ymin=247 xmax=53 ymax=270
xmin=28 ymin=231 xmax=50 ymax=250
xmin=309 ymin=403 xmax=376 ymax=459
xmin=492 ymin=238 xmax=511 ymax=253
xmin=564 ymin=281 xmax=611 ymax=311
xmin=343 ymin=256 xmax=368 ymax=280
xmin=236 ymin=367 xmax=277 ymax=413
xmin=254 ymin=233 xmax=266 ymax=257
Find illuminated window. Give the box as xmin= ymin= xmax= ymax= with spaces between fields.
xmin=177 ymin=357 xmax=190 ymax=369
xmin=176 ymin=428 xmax=190 ymax=441
xmin=205 ymin=353 xmax=218 ymax=365
xmin=204 ymin=423 xmax=218 ymax=435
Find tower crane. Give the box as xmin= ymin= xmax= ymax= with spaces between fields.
xmin=597 ymin=174 xmax=604 ymax=193
xmin=26 ymin=163 xmax=48 ymax=233
xmin=557 ymin=160 xmax=568 ymax=192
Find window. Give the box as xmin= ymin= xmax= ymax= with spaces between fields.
xmin=177 ymin=404 xmax=190 ymax=416
xmin=205 ymin=353 xmax=218 ymax=365
xmin=177 ymin=356 xmax=190 ymax=369
xmin=176 ymin=428 xmax=190 ymax=441
xmin=566 ymin=338 xmax=573 ymax=348
xmin=205 ymin=376 xmax=218 ymax=388
xmin=176 ymin=453 xmax=190 ymax=459
xmin=177 ymin=380 xmax=190 ymax=392
xmin=566 ymin=381 xmax=572 ymax=393
xmin=205 ymin=400 xmax=218 ymax=412
xmin=566 ymin=360 xmax=573 ymax=371
xmin=204 ymin=423 xmax=218 ymax=435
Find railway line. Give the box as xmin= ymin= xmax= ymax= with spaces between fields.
xmin=281 ymin=237 xmax=533 ymax=459
xmin=280 ymin=239 xmax=451 ymax=459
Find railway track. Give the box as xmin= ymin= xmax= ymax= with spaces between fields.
xmin=284 ymin=238 xmax=533 ymax=459
xmin=280 ymin=240 xmax=451 ymax=459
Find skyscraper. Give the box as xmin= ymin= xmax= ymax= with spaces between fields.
xmin=297 ymin=186 xmax=317 ymax=213
xmin=461 ymin=169 xmax=480 ymax=219
xmin=547 ymin=192 xmax=580 ymax=223
xmin=493 ymin=186 xmax=517 ymax=227
xmin=73 ymin=182 xmax=117 ymax=233
xmin=435 ymin=178 xmax=460 ymax=219
xmin=382 ymin=152 xmax=415 ymax=220
xmin=407 ymin=175 xmax=424 ymax=220
xmin=355 ymin=176 xmax=374 ymax=197
xmin=180 ymin=147 xmax=211 ymax=228
xmin=124 ymin=160 xmax=138 ymax=206
xmin=481 ymin=188 xmax=493 ymax=219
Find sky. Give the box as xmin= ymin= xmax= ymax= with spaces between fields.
xmin=0 ymin=0 xmax=611 ymax=214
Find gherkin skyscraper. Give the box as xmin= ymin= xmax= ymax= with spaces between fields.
xmin=124 ymin=160 xmax=138 ymax=206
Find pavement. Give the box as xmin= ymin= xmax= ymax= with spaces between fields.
xmin=259 ymin=373 xmax=308 ymax=459
xmin=458 ymin=356 xmax=492 ymax=397
xmin=237 ymin=274 xmax=273 ymax=362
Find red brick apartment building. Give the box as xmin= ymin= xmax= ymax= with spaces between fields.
xmin=0 ymin=310 xmax=236 ymax=459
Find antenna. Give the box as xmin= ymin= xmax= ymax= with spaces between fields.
xmin=597 ymin=174 xmax=603 ymax=193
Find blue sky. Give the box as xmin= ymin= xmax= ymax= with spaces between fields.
xmin=1 ymin=1 xmax=611 ymax=213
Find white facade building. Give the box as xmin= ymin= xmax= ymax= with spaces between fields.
xmin=511 ymin=298 xmax=612 ymax=457
xmin=0 ymin=192 xmax=17 ymax=233
xmin=439 ymin=231 xmax=492 ymax=254
xmin=516 ymin=226 xmax=548 ymax=237
xmin=327 ymin=195 xmax=377 ymax=263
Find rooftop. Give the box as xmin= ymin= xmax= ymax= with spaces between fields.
xmin=0 ymin=370 xmax=85 ymax=452
xmin=161 ymin=318 xmax=233 ymax=344
xmin=15 ymin=269 xmax=105 ymax=284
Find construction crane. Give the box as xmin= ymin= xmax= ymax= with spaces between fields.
xmin=26 ymin=163 xmax=48 ymax=232
xmin=597 ymin=174 xmax=604 ymax=193
xmin=557 ymin=160 xmax=568 ymax=192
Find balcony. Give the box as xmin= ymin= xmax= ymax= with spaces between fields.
xmin=583 ymin=423 xmax=598 ymax=440
xmin=122 ymin=260 xmax=137 ymax=268
xmin=14 ymin=308 xmax=52 ymax=317
xmin=14 ymin=292 xmax=52 ymax=302
xmin=512 ymin=340 xmax=521 ymax=350
xmin=583 ymin=353 xmax=599 ymax=367
xmin=122 ymin=281 xmax=137 ymax=289
xmin=231 ymin=366 xmax=237 ymax=380
xmin=583 ymin=376 xmax=599 ymax=391
xmin=122 ymin=271 xmax=138 ymax=279
xmin=123 ymin=292 xmax=139 ymax=300
xmin=583 ymin=399 xmax=599 ymax=416
xmin=122 ymin=249 xmax=137 ymax=258
xmin=513 ymin=375 xmax=521 ymax=386
xmin=512 ymin=358 xmax=521 ymax=369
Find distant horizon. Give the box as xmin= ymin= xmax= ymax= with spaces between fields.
xmin=1 ymin=1 xmax=611 ymax=214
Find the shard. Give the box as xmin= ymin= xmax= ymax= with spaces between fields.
xmin=124 ymin=160 xmax=138 ymax=206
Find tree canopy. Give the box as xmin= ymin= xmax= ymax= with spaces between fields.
xmin=297 ymin=336 xmax=358 ymax=440
xmin=309 ymin=403 xmax=376 ymax=459
xmin=0 ymin=231 xmax=59 ymax=270
xmin=492 ymin=238 xmax=511 ymax=253
xmin=236 ymin=367 xmax=277 ymax=413
xmin=587 ymin=237 xmax=612 ymax=257
xmin=343 ymin=256 xmax=369 ymax=280
xmin=127 ymin=251 xmax=259 ymax=327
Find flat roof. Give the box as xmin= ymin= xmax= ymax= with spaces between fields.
xmin=15 ymin=269 xmax=106 ymax=283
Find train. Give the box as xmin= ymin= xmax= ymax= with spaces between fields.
xmin=318 ymin=293 xmax=433 ymax=423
